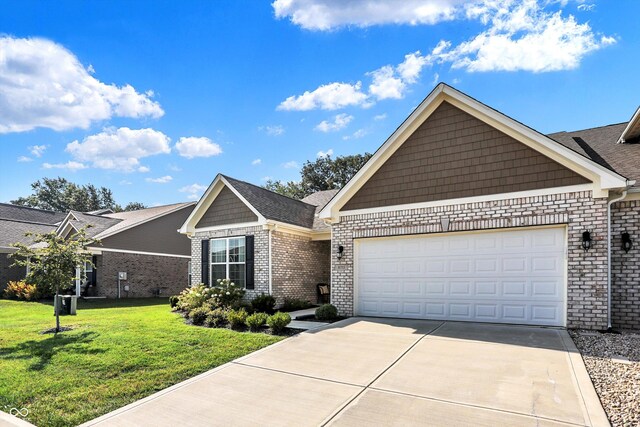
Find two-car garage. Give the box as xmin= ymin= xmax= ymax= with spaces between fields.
xmin=355 ymin=227 xmax=567 ymax=327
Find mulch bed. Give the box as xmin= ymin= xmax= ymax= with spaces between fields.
xmin=570 ymin=329 xmax=640 ymax=427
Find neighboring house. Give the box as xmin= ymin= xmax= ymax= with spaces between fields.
xmin=184 ymin=83 xmax=639 ymax=331
xmin=179 ymin=175 xmax=334 ymax=304
xmin=0 ymin=203 xmax=66 ymax=292
xmin=55 ymin=203 xmax=195 ymax=298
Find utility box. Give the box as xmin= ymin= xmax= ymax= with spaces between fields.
xmin=54 ymin=295 xmax=77 ymax=316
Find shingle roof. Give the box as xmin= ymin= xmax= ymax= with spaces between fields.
xmin=0 ymin=219 xmax=57 ymax=249
xmin=301 ymin=189 xmax=339 ymax=231
xmin=94 ymin=203 xmax=194 ymax=239
xmin=0 ymin=203 xmax=66 ymax=225
xmin=66 ymin=211 xmax=122 ymax=238
xmin=548 ymin=122 xmax=640 ymax=188
xmin=222 ymin=175 xmax=318 ymax=229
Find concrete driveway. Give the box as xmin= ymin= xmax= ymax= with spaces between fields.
xmin=82 ymin=318 xmax=608 ymax=427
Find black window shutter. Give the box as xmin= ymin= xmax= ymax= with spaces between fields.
xmin=245 ymin=235 xmax=254 ymax=290
xmin=91 ymin=255 xmax=98 ymax=286
xmin=201 ymin=239 xmax=210 ymax=286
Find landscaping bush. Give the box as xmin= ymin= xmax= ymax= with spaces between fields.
xmin=189 ymin=306 xmax=210 ymax=326
xmin=177 ymin=284 xmax=213 ymax=312
xmin=281 ymin=297 xmax=313 ymax=312
xmin=267 ymin=312 xmax=291 ymax=334
xmin=246 ymin=312 xmax=268 ymax=332
xmin=209 ymin=279 xmax=245 ymax=309
xmin=227 ymin=308 xmax=248 ymax=330
xmin=169 ymin=295 xmax=179 ymax=308
xmin=315 ymin=304 xmax=338 ymax=321
xmin=206 ymin=308 xmax=228 ymax=328
xmin=250 ymin=293 xmax=276 ymax=314
xmin=3 ymin=281 xmax=39 ymax=301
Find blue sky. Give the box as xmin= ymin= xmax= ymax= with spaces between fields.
xmin=0 ymin=0 xmax=638 ymax=206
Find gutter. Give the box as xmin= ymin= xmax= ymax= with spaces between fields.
xmin=606 ymin=188 xmax=628 ymax=330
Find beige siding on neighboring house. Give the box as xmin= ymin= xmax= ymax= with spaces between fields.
xmin=271 ymin=231 xmax=330 ymax=305
xmin=342 ymin=101 xmax=590 ymax=211
xmin=332 ymin=191 xmax=609 ymax=330
xmin=611 ymin=200 xmax=640 ymax=329
xmin=195 ymin=186 xmax=258 ymax=228
xmin=99 ymin=206 xmax=193 ymax=256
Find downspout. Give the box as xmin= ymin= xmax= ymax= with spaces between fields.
xmin=607 ymin=189 xmax=627 ymax=330
xmin=268 ymin=226 xmax=273 ymax=295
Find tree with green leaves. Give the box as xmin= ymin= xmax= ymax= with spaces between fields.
xmin=11 ymin=229 xmax=98 ymax=333
xmin=11 ymin=177 xmax=146 ymax=212
xmin=264 ymin=153 xmax=373 ymax=199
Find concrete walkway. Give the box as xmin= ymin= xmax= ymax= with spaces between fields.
xmin=81 ymin=318 xmax=608 ymax=427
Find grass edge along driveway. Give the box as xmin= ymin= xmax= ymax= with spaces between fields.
xmin=0 ymin=298 xmax=282 ymax=427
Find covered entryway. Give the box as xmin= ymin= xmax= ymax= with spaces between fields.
xmin=355 ymin=227 xmax=567 ymax=326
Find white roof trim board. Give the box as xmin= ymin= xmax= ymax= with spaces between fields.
xmin=178 ymin=174 xmax=267 ymax=235
xmin=319 ymin=83 xmax=631 ymax=221
xmin=617 ymin=105 xmax=640 ymax=143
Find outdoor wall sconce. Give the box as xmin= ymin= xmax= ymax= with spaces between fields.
xmin=622 ymin=232 xmax=633 ymax=253
xmin=582 ymin=231 xmax=592 ymax=252
xmin=336 ymin=245 xmax=344 ymax=260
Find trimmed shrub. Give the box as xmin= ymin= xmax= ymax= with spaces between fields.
xmin=206 ymin=308 xmax=228 ymax=328
xmin=209 ymin=279 xmax=245 ymax=309
xmin=246 ymin=312 xmax=268 ymax=332
xmin=169 ymin=295 xmax=179 ymax=308
xmin=250 ymin=293 xmax=276 ymax=314
xmin=3 ymin=281 xmax=39 ymax=301
xmin=281 ymin=298 xmax=313 ymax=312
xmin=227 ymin=308 xmax=248 ymax=330
xmin=177 ymin=284 xmax=213 ymax=312
xmin=267 ymin=312 xmax=291 ymax=334
xmin=190 ymin=306 xmax=210 ymax=326
xmin=315 ymin=304 xmax=338 ymax=321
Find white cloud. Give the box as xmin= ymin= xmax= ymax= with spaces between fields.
xmin=145 ymin=175 xmax=173 ymax=184
xmin=259 ymin=125 xmax=285 ymax=136
xmin=317 ymin=149 xmax=334 ymax=158
xmin=368 ymin=51 xmax=430 ymax=100
xmin=42 ymin=161 xmax=87 ymax=171
xmin=168 ymin=164 xmax=182 ymax=172
xmin=435 ymin=0 xmax=616 ymax=73
xmin=0 ymin=36 xmax=163 ymax=134
xmin=577 ymin=4 xmax=595 ymax=12
xmin=278 ymin=82 xmax=369 ymax=111
xmin=261 ymin=176 xmax=273 ymax=182
xmin=29 ymin=145 xmax=47 ymax=158
xmin=272 ymin=0 xmax=461 ymax=31
xmin=17 ymin=156 xmax=32 ymax=162
xmin=252 ymin=158 xmax=262 ymax=165
xmin=315 ymin=113 xmax=354 ymax=132
xmin=175 ymin=136 xmax=222 ymax=159
xmin=119 ymin=180 xmax=132 ymax=185
xmin=373 ymin=113 xmax=387 ymax=121
xmin=179 ymin=183 xmax=207 ymax=200
xmin=283 ymin=161 xmax=299 ymax=169
xmin=66 ymin=127 xmax=171 ymax=172
xmin=343 ymin=129 xmax=367 ymax=140
xmin=138 ymin=166 xmax=151 ymax=173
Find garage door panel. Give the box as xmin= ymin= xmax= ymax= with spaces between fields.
xmin=356 ymin=228 xmax=566 ymax=326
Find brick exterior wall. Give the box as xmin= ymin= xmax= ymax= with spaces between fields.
xmin=191 ymin=226 xmax=270 ymax=300
xmin=96 ymin=251 xmax=189 ymax=298
xmin=272 ymin=231 xmax=330 ymax=304
xmin=611 ymin=200 xmax=640 ymax=329
xmin=0 ymin=252 xmax=25 ymax=292
xmin=331 ymin=191 xmax=609 ymax=330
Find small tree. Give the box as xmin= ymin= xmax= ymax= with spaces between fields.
xmin=11 ymin=228 xmax=98 ymax=333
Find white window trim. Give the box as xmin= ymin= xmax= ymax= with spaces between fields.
xmin=210 ymin=237 xmax=246 ymax=288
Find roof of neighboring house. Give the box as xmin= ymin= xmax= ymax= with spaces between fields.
xmin=0 ymin=219 xmax=57 ymax=249
xmin=222 ymin=175 xmax=319 ymax=229
xmin=548 ymin=122 xmax=640 ymax=189
xmin=65 ymin=211 xmax=122 ymax=238
xmin=96 ymin=202 xmax=194 ymax=239
xmin=0 ymin=203 xmax=66 ymax=225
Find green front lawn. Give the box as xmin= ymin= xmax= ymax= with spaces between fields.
xmin=0 ymin=298 xmax=283 ymax=427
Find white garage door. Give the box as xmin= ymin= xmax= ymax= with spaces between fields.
xmin=356 ymin=227 xmax=566 ymax=326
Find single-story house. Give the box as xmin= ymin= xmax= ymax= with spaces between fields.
xmin=179 ymin=175 xmax=334 ymax=304
xmin=0 ymin=203 xmax=66 ymax=291
xmin=54 ymin=202 xmax=195 ymax=298
xmin=183 ymin=83 xmax=639 ymax=331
